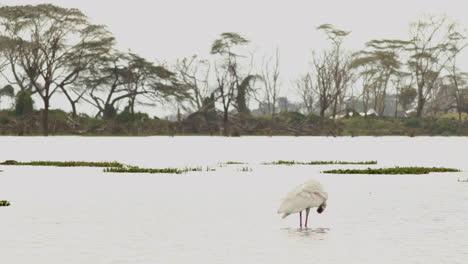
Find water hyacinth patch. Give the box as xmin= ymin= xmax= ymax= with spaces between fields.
xmin=322 ymin=167 xmax=460 ymax=175
xmin=0 ymin=200 xmax=11 ymax=206
xmin=104 ymin=166 xmax=183 ymax=174
xmin=262 ymin=160 xmax=378 ymax=165
xmin=0 ymin=160 xmax=124 ymax=168
xmin=181 ymin=166 xmax=216 ymax=172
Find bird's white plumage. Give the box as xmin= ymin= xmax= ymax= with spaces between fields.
xmin=278 ymin=179 xmax=328 ymax=218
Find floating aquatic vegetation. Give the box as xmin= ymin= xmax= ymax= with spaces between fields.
xmin=263 ymin=160 xmax=378 ymax=165
xmin=104 ymin=166 xmax=183 ymax=174
xmin=0 ymin=160 xmax=124 ymax=168
xmin=322 ymin=167 xmax=460 ymax=175
xmin=0 ymin=200 xmax=11 ymax=207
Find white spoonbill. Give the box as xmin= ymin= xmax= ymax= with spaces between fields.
xmin=277 ymin=179 xmax=328 ymax=228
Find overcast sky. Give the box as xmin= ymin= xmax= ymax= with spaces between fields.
xmin=1 ymin=0 xmax=468 ymax=116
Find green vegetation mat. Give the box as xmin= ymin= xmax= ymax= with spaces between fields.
xmin=263 ymin=160 xmax=378 ymax=165
xmin=0 ymin=200 xmax=11 ymax=206
xmin=322 ymin=167 xmax=460 ymax=174
xmin=0 ymin=160 xmax=124 ymax=168
xmin=104 ymin=166 xmax=183 ymax=174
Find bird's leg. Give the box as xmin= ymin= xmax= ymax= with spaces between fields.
xmin=299 ymin=211 xmax=303 ymax=228
xmin=305 ymin=208 xmax=310 ymax=228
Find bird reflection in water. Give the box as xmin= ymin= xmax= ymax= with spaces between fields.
xmin=282 ymin=227 xmax=330 ymax=238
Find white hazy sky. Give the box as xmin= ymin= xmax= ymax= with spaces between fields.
xmin=1 ymin=0 xmax=468 ymax=116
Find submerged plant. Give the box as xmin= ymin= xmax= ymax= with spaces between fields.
xmin=0 ymin=200 xmax=11 ymax=206
xmin=322 ymin=167 xmax=460 ymax=175
xmin=263 ymin=160 xmax=378 ymax=165
xmin=206 ymin=166 xmax=216 ymax=172
xmin=239 ymin=166 xmax=252 ymax=172
xmin=0 ymin=160 xmax=124 ymax=168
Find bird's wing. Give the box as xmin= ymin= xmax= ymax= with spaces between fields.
xmin=278 ymin=183 xmax=325 ymax=214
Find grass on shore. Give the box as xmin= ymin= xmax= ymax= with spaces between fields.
xmin=0 ymin=160 xmax=124 ymax=168
xmin=263 ymin=160 xmax=378 ymax=165
xmin=322 ymin=167 xmax=460 ymax=175
xmin=0 ymin=200 xmax=11 ymax=206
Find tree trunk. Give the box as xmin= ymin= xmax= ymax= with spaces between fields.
xmin=416 ymin=97 xmax=424 ymax=118
xmin=320 ymin=108 xmax=326 ymax=130
xmin=71 ymin=102 xmax=77 ymax=118
xmin=416 ymin=85 xmax=424 ymax=118
xmin=223 ymin=110 xmax=229 ymax=136
xmin=332 ymin=99 xmax=338 ymax=119
xmin=42 ymin=99 xmax=49 ymax=136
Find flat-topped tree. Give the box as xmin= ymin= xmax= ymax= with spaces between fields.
xmin=0 ymin=4 xmax=115 ymax=135
xmin=83 ymin=51 xmax=185 ymax=121
xmin=211 ymin=32 xmax=258 ymax=136
xmin=317 ymin=24 xmax=354 ymax=119
xmin=406 ymin=15 xmax=467 ymax=118
xmin=350 ymin=39 xmax=408 ymax=116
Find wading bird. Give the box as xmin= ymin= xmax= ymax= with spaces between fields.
xmin=278 ymin=179 xmax=328 ymax=228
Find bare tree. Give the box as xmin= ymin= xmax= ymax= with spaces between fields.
xmin=295 ymin=73 xmax=314 ymax=114
xmin=311 ymin=51 xmax=337 ymax=127
xmin=174 ymin=55 xmax=212 ymax=113
xmin=253 ymin=48 xmax=281 ymax=116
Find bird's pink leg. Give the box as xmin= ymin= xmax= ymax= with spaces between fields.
xmin=305 ymin=208 xmax=310 ymax=228
xmin=299 ymin=211 xmax=302 ymax=228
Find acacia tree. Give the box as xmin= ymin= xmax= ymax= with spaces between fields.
xmin=406 ymin=15 xmax=467 ymax=118
xmin=317 ymin=24 xmax=353 ymax=118
xmin=443 ymin=33 xmax=468 ymax=122
xmin=83 ymin=52 xmax=184 ymax=120
xmin=351 ymin=39 xmax=406 ymax=116
xmin=210 ymin=32 xmax=255 ymax=135
xmin=0 ymin=4 xmax=115 ymax=135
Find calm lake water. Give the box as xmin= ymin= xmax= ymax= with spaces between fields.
xmin=0 ymin=136 xmax=467 ymax=264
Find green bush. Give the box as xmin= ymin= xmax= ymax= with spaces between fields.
xmin=15 ymin=90 xmax=34 ymax=116
xmin=404 ymin=118 xmax=422 ymax=128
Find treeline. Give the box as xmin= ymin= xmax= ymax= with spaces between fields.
xmin=0 ymin=4 xmax=467 ymax=136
